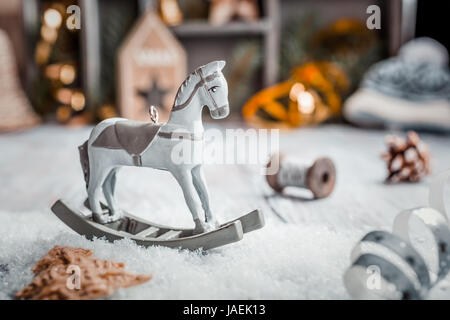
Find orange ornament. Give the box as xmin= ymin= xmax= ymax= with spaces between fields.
xmin=242 ymin=61 xmax=349 ymax=128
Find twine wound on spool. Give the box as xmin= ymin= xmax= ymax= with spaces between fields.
xmin=266 ymin=153 xmax=336 ymax=199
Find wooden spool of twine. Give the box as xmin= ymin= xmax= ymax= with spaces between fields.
xmin=266 ymin=153 xmax=336 ymax=199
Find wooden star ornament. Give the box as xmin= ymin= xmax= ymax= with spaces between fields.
xmin=136 ymin=80 xmax=168 ymax=113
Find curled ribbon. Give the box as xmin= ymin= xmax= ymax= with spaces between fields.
xmin=430 ymin=170 xmax=450 ymax=221
xmin=344 ymin=170 xmax=450 ymax=299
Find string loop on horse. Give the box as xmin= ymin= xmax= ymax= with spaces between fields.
xmin=149 ymin=105 xmax=159 ymax=123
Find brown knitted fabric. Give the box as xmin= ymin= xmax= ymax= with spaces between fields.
xmin=15 ymin=246 xmax=151 ymax=300
xmin=381 ymin=131 xmax=431 ymax=183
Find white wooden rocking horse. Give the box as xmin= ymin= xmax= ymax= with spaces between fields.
xmin=51 ymin=61 xmax=264 ymax=250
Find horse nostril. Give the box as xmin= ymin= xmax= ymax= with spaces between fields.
xmin=210 ymin=105 xmax=229 ymax=119
xmin=220 ymin=105 xmax=230 ymax=117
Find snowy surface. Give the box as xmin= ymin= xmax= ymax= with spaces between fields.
xmin=0 ymin=124 xmax=449 ymax=299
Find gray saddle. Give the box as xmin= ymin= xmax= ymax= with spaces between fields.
xmin=92 ymin=120 xmax=162 ymax=165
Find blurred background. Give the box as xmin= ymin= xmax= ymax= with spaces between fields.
xmin=0 ymin=0 xmax=449 ymax=131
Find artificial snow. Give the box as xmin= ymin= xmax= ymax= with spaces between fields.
xmin=1 ymin=124 xmax=450 ymax=299
xmin=0 ymin=208 xmax=353 ymax=299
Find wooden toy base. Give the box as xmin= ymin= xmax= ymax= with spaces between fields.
xmin=51 ymin=199 xmax=264 ymax=251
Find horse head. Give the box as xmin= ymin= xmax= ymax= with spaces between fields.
xmin=197 ymin=60 xmax=229 ymax=119
xmin=171 ymin=61 xmax=229 ymax=120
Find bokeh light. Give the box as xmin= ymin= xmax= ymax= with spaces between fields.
xmin=71 ymin=92 xmax=85 ymax=111
xmin=289 ymin=82 xmax=315 ymax=114
xmin=34 ymin=41 xmax=51 ymax=65
xmin=297 ymin=91 xmax=315 ymax=114
xmin=98 ymin=104 xmax=118 ymax=119
xmin=45 ymin=64 xmax=60 ymax=79
xmin=40 ymin=25 xmax=58 ymax=43
xmin=289 ymin=83 xmax=305 ymax=101
xmin=56 ymin=88 xmax=72 ymax=104
xmin=56 ymin=105 xmax=72 ymax=122
xmin=59 ymin=65 xmax=76 ymax=84
xmin=44 ymin=8 xmax=62 ymax=29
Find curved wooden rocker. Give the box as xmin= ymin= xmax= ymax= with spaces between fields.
xmin=51 ymin=199 xmax=265 ymax=251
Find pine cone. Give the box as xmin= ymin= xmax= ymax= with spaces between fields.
xmin=381 ymin=131 xmax=431 ymax=183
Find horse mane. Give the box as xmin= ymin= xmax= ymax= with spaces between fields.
xmin=173 ymin=71 xmax=199 ymax=107
xmin=173 ymin=65 xmax=219 ymax=108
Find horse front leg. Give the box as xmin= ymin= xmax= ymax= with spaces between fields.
xmin=102 ymin=168 xmax=123 ymax=219
xmin=192 ymin=165 xmax=219 ymax=229
xmin=171 ymin=167 xmax=207 ymax=234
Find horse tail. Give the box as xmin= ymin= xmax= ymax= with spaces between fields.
xmin=78 ymin=140 xmax=90 ymax=189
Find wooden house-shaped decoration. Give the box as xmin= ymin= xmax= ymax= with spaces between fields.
xmin=117 ymin=10 xmax=186 ymax=121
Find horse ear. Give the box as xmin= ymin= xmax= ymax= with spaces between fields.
xmin=216 ymin=60 xmax=226 ymax=70
xmin=201 ymin=60 xmax=226 ymax=75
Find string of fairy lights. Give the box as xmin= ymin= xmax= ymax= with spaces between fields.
xmin=32 ymin=0 xmax=182 ymax=124
xmin=34 ymin=2 xmax=85 ymax=123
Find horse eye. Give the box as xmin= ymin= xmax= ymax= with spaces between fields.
xmin=209 ymin=86 xmax=219 ymax=93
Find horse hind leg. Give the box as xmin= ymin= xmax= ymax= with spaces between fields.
xmin=88 ymin=166 xmax=119 ymax=224
xmin=102 ymin=168 xmax=122 ymax=219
